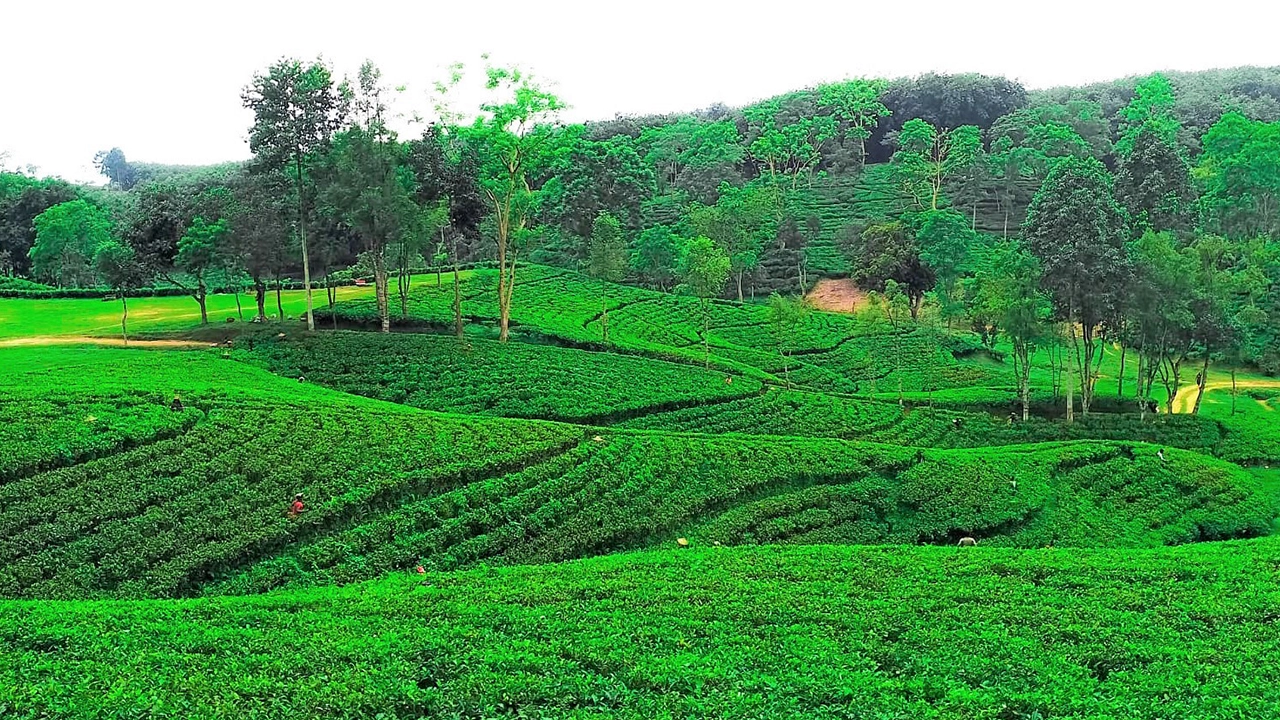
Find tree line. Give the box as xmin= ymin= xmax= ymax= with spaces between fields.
xmin=1 ymin=62 xmax=1277 ymax=414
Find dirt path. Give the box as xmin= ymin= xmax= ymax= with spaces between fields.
xmin=805 ymin=279 xmax=867 ymax=314
xmin=0 ymin=336 xmax=209 ymax=349
xmin=1172 ymin=379 xmax=1280 ymax=414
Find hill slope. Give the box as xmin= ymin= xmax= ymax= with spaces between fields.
xmin=8 ymin=540 xmax=1280 ymax=718
xmin=1 ymin=345 xmax=1272 ymax=600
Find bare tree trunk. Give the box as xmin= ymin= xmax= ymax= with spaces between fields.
xmin=1117 ymin=342 xmax=1126 ymax=399
xmin=702 ymin=300 xmax=710 ymax=368
xmin=276 ymin=279 xmax=283 ymax=320
xmin=453 ymin=235 xmax=464 ymax=342
xmin=296 ymin=156 xmax=315 ymax=331
xmin=1231 ymin=369 xmax=1238 ymax=415
xmin=254 ymin=280 xmax=267 ymax=321
xmin=196 ymin=277 xmax=208 ymax=325
xmin=120 ymin=296 xmax=128 ymax=346
xmin=373 ymin=252 xmax=390 ymax=333
xmin=600 ymin=286 xmax=609 ymax=344
xmin=233 ymin=286 xmax=243 ymax=320
xmin=736 ymin=271 xmax=744 ymax=303
xmin=1065 ymin=332 xmax=1074 ymax=424
xmin=1192 ymin=350 xmax=1211 ymax=414
xmin=327 ymin=276 xmax=337 ymax=330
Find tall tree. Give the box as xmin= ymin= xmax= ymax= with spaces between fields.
xmin=29 ymin=199 xmax=115 ymax=287
xmin=816 ymin=79 xmax=890 ymax=167
xmin=1023 ymin=157 xmax=1128 ymax=420
xmin=768 ymin=292 xmax=808 ymax=389
xmin=242 ymin=57 xmax=347 ymax=331
xmin=967 ymin=241 xmax=1050 ymax=420
xmin=847 ymin=220 xmax=934 ymax=319
xmin=1197 ymin=113 xmax=1280 ymax=239
xmin=677 ymin=235 xmax=730 ymax=367
xmin=890 ymin=120 xmax=981 ymax=211
xmin=227 ymin=170 xmax=290 ymax=321
xmin=689 ymin=182 xmax=777 ymax=302
xmin=93 ymin=148 xmax=138 ymax=190
xmin=587 ymin=212 xmax=626 ymax=343
xmin=1115 ymin=123 xmax=1195 ymax=236
xmin=176 ymin=216 xmax=228 ymax=325
xmin=916 ymin=208 xmax=980 ymax=324
xmin=457 ymin=62 xmax=565 ymax=342
xmin=315 ymin=61 xmax=420 ymax=334
xmin=93 ymin=240 xmax=147 ymax=344
xmin=629 ymin=225 xmax=680 ymax=291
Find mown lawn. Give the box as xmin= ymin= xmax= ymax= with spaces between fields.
xmin=0 ymin=273 xmax=470 ymax=339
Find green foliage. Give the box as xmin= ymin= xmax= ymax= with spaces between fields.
xmin=1196 ymin=112 xmax=1280 ymax=239
xmin=236 ymin=331 xmax=761 ymax=423
xmin=29 ymin=199 xmax=116 ymax=287
xmin=587 ymin=212 xmax=625 ymax=283
xmin=1116 ymin=74 xmax=1181 ymax=156
xmin=16 ymin=538 xmax=1280 ymax=717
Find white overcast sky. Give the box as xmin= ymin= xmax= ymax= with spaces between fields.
xmin=3 ymin=0 xmax=1278 ymax=183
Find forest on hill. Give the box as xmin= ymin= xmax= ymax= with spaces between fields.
xmin=1 ymin=62 xmax=1279 ymax=419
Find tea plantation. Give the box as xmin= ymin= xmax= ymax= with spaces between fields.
xmin=2 ymin=270 xmax=1280 ymax=718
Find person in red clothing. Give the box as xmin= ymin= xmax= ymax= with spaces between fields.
xmin=288 ymin=493 xmax=306 ymax=517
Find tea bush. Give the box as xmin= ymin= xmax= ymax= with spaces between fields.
xmin=234 ymin=330 xmax=762 ymax=423
xmin=7 ymin=541 xmax=1280 ymax=718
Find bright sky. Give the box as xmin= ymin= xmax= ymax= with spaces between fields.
xmin=3 ymin=0 xmax=1278 ymax=183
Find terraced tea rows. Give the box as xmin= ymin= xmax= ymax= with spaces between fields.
xmin=9 ymin=540 xmax=1280 ymax=719
xmin=234 ymin=331 xmax=763 ymax=423
xmin=1 ymin=345 xmax=1270 ymax=601
xmin=323 ymin=264 xmax=1011 ymax=393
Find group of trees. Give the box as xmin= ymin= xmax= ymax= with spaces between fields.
xmin=2 ymin=63 xmax=1278 ymax=398
xmin=848 ymin=75 xmax=1280 ymax=419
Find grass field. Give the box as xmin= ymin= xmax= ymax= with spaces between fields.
xmin=0 ymin=272 xmax=472 ymax=340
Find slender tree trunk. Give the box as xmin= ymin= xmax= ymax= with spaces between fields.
xmin=736 ymin=271 xmax=744 ymax=303
xmin=702 ymin=300 xmax=710 ymax=368
xmin=1117 ymin=342 xmax=1126 ymax=400
xmin=373 ymin=251 xmax=390 ymax=333
xmin=600 ymin=286 xmax=609 ymax=344
xmin=453 ymin=235 xmax=464 ymax=342
xmin=1192 ymin=350 xmax=1211 ymax=414
xmin=296 ymin=156 xmax=315 ymax=332
xmin=1064 ymin=333 xmax=1074 ymax=424
xmin=327 ymin=276 xmax=337 ymax=330
xmin=234 ymin=286 xmax=243 ymax=320
xmin=254 ymin=280 xmax=266 ymax=321
xmin=196 ymin=276 xmax=208 ymax=325
xmin=1231 ymin=369 xmax=1238 ymax=416
xmin=120 ymin=296 xmax=128 ymax=346
xmin=276 ymin=279 xmax=283 ymax=320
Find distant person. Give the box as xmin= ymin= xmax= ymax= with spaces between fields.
xmin=170 ymin=395 xmax=183 ymax=412
xmin=958 ymin=537 xmax=977 ymax=547
xmin=1158 ymin=449 xmax=1166 ymax=463
xmin=288 ymin=493 xmax=306 ymax=517
xmin=951 ymin=417 xmax=963 ymax=431
xmin=724 ymin=375 xmax=733 ymax=386
xmin=1007 ymin=410 xmax=1018 ymax=425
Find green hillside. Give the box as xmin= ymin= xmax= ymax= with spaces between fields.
xmin=2 ymin=344 xmax=1271 ymax=602
xmin=9 ymin=540 xmax=1280 ymax=718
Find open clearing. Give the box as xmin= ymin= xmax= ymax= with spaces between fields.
xmin=804 ymin=277 xmax=868 ymax=313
